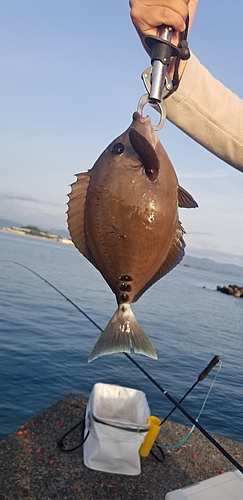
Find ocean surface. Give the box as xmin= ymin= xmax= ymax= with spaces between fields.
xmin=0 ymin=232 xmax=243 ymax=445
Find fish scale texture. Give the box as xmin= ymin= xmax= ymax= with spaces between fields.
xmin=68 ymin=112 xmax=197 ymax=360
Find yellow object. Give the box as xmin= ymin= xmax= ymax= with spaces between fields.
xmin=139 ymin=416 xmax=162 ymax=457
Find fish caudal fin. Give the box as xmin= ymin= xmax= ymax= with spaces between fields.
xmin=88 ymin=304 xmax=157 ymax=362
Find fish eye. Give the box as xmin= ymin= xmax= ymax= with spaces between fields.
xmin=112 ymin=142 xmax=124 ymax=155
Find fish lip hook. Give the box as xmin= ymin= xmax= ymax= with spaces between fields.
xmin=137 ymin=94 xmax=166 ymax=131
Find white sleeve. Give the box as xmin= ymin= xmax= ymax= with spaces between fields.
xmin=166 ymin=53 xmax=243 ymax=172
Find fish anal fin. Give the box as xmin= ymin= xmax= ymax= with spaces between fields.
xmin=88 ymin=304 xmax=157 ymax=362
xmin=133 ymin=222 xmax=186 ymax=302
xmin=67 ymin=172 xmax=91 ymax=261
xmin=178 ymin=185 xmax=198 ymax=208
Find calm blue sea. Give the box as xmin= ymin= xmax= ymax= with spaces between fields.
xmin=0 ymin=232 xmax=243 ymax=444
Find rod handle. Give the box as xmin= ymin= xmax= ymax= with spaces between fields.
xmin=198 ymin=355 xmax=221 ymax=381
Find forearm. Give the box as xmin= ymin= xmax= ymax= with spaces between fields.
xmin=166 ymin=53 xmax=243 ymax=172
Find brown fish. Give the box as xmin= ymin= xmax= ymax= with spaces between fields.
xmin=67 ymin=111 xmax=197 ymax=361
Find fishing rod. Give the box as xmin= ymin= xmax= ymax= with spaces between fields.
xmin=1 ymin=260 xmax=102 ymax=332
xmin=2 ymin=260 xmax=243 ymax=474
xmin=124 ymin=353 xmax=243 ymax=473
xmin=161 ymin=355 xmax=221 ymax=425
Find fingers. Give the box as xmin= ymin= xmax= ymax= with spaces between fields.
xmin=130 ymin=0 xmax=189 ymax=39
xmin=129 ymin=0 xmax=199 ymax=81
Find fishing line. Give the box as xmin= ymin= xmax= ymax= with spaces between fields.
xmin=159 ymin=360 xmax=222 ymax=450
xmin=0 ymin=260 xmax=103 ymax=333
xmin=125 ymin=354 xmax=243 ymax=472
xmin=161 ymin=355 xmax=221 ymax=425
xmin=2 ymin=260 xmax=243 ymax=473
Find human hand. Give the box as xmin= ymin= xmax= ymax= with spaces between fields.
xmin=130 ymin=0 xmax=199 ymax=53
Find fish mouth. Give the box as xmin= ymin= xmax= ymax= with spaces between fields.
xmin=131 ymin=111 xmax=157 ymax=150
xmin=132 ymin=111 xmax=152 ymax=124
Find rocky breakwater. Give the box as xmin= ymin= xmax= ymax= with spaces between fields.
xmin=216 ymin=284 xmax=243 ymax=297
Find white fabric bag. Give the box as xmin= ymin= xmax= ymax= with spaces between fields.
xmin=83 ymin=383 xmax=150 ymax=475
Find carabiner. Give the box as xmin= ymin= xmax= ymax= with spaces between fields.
xmin=137 ymin=66 xmax=173 ymax=130
xmin=136 ymin=23 xmax=190 ymax=131
xmin=137 ymin=94 xmax=166 ymax=131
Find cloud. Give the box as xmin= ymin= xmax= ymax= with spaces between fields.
xmin=0 ymin=192 xmax=67 ymax=230
xmin=1 ymin=193 xmax=61 ymax=208
xmin=188 ymin=231 xmax=214 ymax=237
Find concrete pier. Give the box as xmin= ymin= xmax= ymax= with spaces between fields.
xmin=0 ymin=393 xmax=242 ymax=499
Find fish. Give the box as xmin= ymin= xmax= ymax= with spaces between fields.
xmin=67 ymin=111 xmax=198 ymax=362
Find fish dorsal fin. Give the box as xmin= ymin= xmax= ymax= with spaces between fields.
xmin=133 ymin=222 xmax=186 ymax=302
xmin=129 ymin=127 xmax=159 ymax=182
xmin=67 ymin=172 xmax=92 ymax=261
xmin=178 ymin=185 xmax=198 ymax=208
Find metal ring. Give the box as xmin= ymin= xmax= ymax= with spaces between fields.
xmin=137 ymin=94 xmax=166 ymax=131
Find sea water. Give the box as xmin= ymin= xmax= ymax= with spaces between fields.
xmin=0 ymin=232 xmax=242 ymax=443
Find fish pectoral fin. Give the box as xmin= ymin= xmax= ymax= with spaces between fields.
xmin=178 ymin=185 xmax=198 ymax=208
xmin=133 ymin=221 xmax=186 ymax=302
xmin=88 ymin=304 xmax=157 ymax=362
xmin=67 ymin=172 xmax=92 ymax=260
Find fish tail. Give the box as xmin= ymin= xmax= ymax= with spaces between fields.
xmin=88 ymin=303 xmax=157 ymax=362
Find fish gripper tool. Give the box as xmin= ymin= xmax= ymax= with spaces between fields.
xmin=137 ymin=20 xmax=190 ymax=131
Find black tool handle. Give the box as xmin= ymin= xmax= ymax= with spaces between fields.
xmin=198 ymin=355 xmax=221 ymax=381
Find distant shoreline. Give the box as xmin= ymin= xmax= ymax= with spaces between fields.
xmin=0 ymin=226 xmax=73 ymax=245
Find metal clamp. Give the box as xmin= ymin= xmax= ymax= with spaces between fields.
xmin=137 ymin=25 xmax=176 ymax=131
xmin=136 ymin=23 xmax=190 ymax=131
xmin=137 ymin=66 xmax=173 ymax=130
xmin=137 ymin=93 xmax=166 ymax=131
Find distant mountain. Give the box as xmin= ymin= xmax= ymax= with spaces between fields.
xmin=48 ymin=228 xmax=70 ymax=239
xmin=1 ymin=218 xmax=242 ymax=277
xmin=182 ymin=255 xmax=243 ymax=280
xmin=0 ymin=218 xmax=70 ymax=240
xmin=0 ymin=218 xmax=22 ymax=228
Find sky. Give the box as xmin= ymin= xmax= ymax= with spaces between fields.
xmin=1 ymin=0 xmax=243 ymax=265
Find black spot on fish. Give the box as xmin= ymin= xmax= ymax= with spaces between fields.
xmin=120 ymin=293 xmax=129 ymax=302
xmin=112 ymin=142 xmax=124 ymax=155
xmin=119 ymin=275 xmax=133 ymax=282
xmin=120 ymin=283 xmax=132 ymax=292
